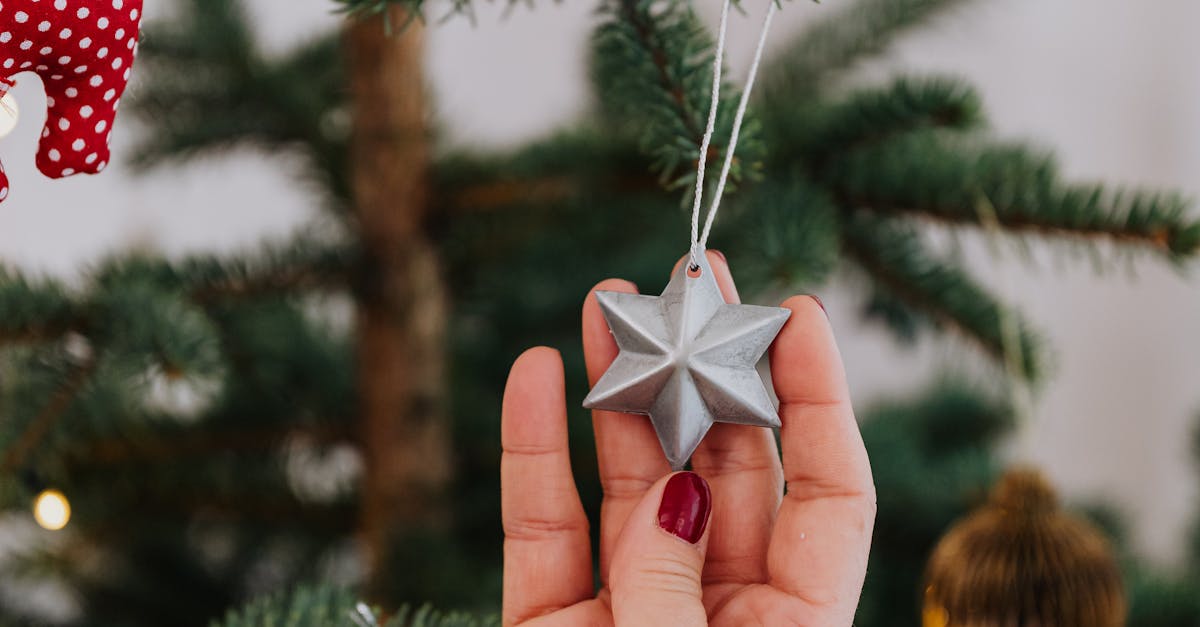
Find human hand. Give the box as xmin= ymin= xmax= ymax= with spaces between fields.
xmin=501 ymin=251 xmax=876 ymax=626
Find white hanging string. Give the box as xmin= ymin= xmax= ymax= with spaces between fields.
xmin=689 ymin=1 xmax=731 ymax=259
xmin=690 ymin=0 xmax=779 ymax=269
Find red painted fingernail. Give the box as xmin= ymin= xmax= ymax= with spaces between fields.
xmin=808 ymin=294 xmax=827 ymax=317
xmin=658 ymin=472 xmax=711 ymax=544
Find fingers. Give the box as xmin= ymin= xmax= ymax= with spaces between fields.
xmin=502 ymin=348 xmax=594 ymax=626
xmin=609 ymin=472 xmax=712 ymax=627
xmin=686 ymin=252 xmax=783 ymax=589
xmin=583 ymin=279 xmax=672 ymax=582
xmin=692 ymin=422 xmax=782 ymax=590
xmin=515 ymin=600 xmax=613 ymax=627
xmin=767 ymin=296 xmax=875 ymax=621
xmin=770 ymin=296 xmax=872 ymax=497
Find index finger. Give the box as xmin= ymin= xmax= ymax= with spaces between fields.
xmin=501 ymin=348 xmax=594 ymax=625
xmin=766 ymin=296 xmax=875 ymax=622
xmin=583 ymin=278 xmax=673 ymax=583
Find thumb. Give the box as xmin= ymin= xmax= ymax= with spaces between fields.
xmin=609 ymin=471 xmax=712 ymax=627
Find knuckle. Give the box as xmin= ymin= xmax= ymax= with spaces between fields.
xmin=612 ymin=552 xmax=702 ymax=597
xmin=503 ymin=441 xmax=562 ymax=457
xmin=503 ymin=513 xmax=589 ymax=543
xmin=600 ymin=475 xmax=656 ymax=500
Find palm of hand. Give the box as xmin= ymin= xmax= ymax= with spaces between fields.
xmin=501 ymin=253 xmax=875 ymax=627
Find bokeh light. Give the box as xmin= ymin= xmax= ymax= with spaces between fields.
xmin=33 ymin=489 xmax=71 ymax=531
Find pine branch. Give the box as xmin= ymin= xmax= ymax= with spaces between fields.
xmin=775 ymin=75 xmax=985 ymax=169
xmin=64 ymin=421 xmax=352 ymax=467
xmin=130 ymin=0 xmax=350 ymax=203
xmin=334 ymin=0 xmax=789 ymax=21
xmin=182 ymin=237 xmax=357 ymax=303
xmin=825 ymin=131 xmax=1200 ymax=259
xmin=0 ymin=357 xmax=97 ymax=474
xmin=0 ymin=237 xmax=353 ymax=350
xmin=101 ymin=484 xmax=357 ymax=530
xmin=0 ymin=294 xmax=359 ymax=522
xmin=332 ymin=0 xmax=473 ymax=22
xmin=590 ymin=0 xmax=764 ymax=192
xmin=0 ymin=270 xmax=81 ymax=343
xmin=720 ymin=176 xmax=841 ymax=289
xmin=842 ymin=217 xmax=1042 ymax=380
xmin=433 ymin=130 xmax=655 ymax=214
xmin=761 ymin=0 xmax=973 ymax=103
xmin=214 ymin=585 xmax=499 ymax=627
xmin=0 ymin=238 xmax=353 ymax=498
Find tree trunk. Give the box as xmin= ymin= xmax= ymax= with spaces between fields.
xmin=343 ymin=8 xmax=450 ymax=596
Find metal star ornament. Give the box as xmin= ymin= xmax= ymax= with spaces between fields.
xmin=583 ymin=253 xmax=791 ymax=469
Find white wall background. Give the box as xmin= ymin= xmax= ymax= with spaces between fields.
xmin=0 ymin=0 xmax=1197 ymax=568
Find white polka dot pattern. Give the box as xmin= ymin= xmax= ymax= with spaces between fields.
xmin=0 ymin=0 xmax=143 ymax=201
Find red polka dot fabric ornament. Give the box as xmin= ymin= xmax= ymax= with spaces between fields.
xmin=0 ymin=0 xmax=143 ymax=202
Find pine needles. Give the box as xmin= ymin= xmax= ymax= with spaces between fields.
xmin=590 ymin=0 xmax=764 ymax=191
xmin=213 ymin=586 xmax=498 ymax=627
xmin=2 ymin=0 xmax=1199 ymax=625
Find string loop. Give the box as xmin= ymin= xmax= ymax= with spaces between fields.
xmin=689 ymin=0 xmax=778 ymax=268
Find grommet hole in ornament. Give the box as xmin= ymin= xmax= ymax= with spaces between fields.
xmin=687 ymin=264 xmax=702 ymax=278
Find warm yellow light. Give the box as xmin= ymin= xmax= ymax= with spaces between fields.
xmin=922 ymin=586 xmax=949 ymax=627
xmin=922 ymin=603 xmax=949 ymax=627
xmin=33 ymin=489 xmax=71 ymax=531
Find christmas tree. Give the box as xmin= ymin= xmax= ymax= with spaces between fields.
xmin=2 ymin=0 xmax=1199 ymax=624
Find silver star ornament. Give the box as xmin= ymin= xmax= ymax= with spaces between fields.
xmin=583 ymin=253 xmax=791 ymax=470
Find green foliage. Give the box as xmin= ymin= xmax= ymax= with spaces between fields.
xmin=823 ymin=131 xmax=1200 ymax=258
xmin=1192 ymin=422 xmax=1200 ymax=573
xmin=855 ymin=382 xmax=1010 ymax=626
xmin=215 ymin=587 xmax=362 ymax=627
xmin=727 ymin=177 xmax=841 ymax=288
xmin=0 ymin=269 xmax=76 ymax=344
xmin=332 ymin=0 xmax=791 ymax=23
xmin=590 ymin=0 xmax=763 ymax=191
xmin=0 ymin=241 xmax=355 ymax=626
xmin=213 ymin=586 xmax=499 ymax=627
xmin=842 ymin=216 xmax=1042 ymax=378
xmin=132 ymin=0 xmax=350 ymax=205
xmin=775 ymin=76 xmax=986 ymax=166
xmin=129 ymin=0 xmax=1200 ymax=387
xmin=3 ymin=0 xmax=1200 ymax=624
xmin=1126 ymin=570 xmax=1200 ymax=627
xmin=1119 ymin=416 xmax=1200 ymax=626
xmin=332 ymin=0 xmax=473 ymax=21
xmin=762 ymin=0 xmax=974 ymax=102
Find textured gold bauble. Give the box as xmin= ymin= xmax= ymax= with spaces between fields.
xmin=923 ymin=468 xmax=1125 ymax=627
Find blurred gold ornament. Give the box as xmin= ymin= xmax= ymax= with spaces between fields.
xmin=0 ymin=92 xmax=18 ymax=139
xmin=921 ymin=588 xmax=949 ymax=627
xmin=923 ymin=468 xmax=1125 ymax=627
xmin=33 ymin=488 xmax=71 ymax=531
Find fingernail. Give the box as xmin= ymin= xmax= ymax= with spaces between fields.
xmin=658 ymin=472 xmax=711 ymax=544
xmin=710 ymin=249 xmax=727 ymax=264
xmin=808 ymin=294 xmax=827 ymax=317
